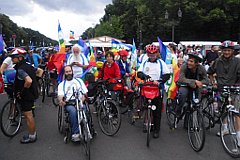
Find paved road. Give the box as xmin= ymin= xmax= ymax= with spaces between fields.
xmin=0 ymin=93 xmax=236 ymax=160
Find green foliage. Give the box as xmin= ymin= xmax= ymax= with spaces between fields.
xmin=0 ymin=14 xmax=57 ymax=48
xmin=82 ymin=0 xmax=240 ymax=45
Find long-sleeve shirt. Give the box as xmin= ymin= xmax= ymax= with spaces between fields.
xmin=98 ymin=62 xmax=121 ymax=80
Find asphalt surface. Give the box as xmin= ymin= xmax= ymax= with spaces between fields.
xmin=0 ymin=93 xmax=237 ymax=160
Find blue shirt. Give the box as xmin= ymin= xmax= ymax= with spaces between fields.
xmin=26 ymin=53 xmax=42 ymax=67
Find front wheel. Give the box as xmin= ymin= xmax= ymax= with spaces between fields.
xmin=0 ymin=100 xmax=22 ymax=137
xmin=188 ymin=109 xmax=205 ymax=152
xmin=98 ymin=100 xmax=121 ymax=136
xmin=166 ymin=98 xmax=177 ymax=129
xmin=146 ymin=108 xmax=152 ymax=147
xmin=220 ymin=112 xmax=240 ymax=158
xmin=81 ymin=120 xmax=91 ymax=160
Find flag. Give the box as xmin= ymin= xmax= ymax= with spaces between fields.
xmin=167 ymin=58 xmax=180 ymax=99
xmin=69 ymin=30 xmax=75 ymax=39
xmin=78 ymin=37 xmax=89 ymax=58
xmin=158 ymin=37 xmax=171 ymax=62
xmin=88 ymin=41 xmax=98 ymax=78
xmin=53 ymin=21 xmax=66 ymax=74
xmin=130 ymin=38 xmax=138 ymax=72
xmin=0 ymin=34 xmax=4 ymax=55
xmin=58 ymin=21 xmax=65 ymax=54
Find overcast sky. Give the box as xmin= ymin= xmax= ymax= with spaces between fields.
xmin=0 ymin=0 xmax=112 ymax=40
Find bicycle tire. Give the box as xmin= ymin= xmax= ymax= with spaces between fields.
xmin=0 ymin=100 xmax=22 ymax=137
xmin=52 ymin=92 xmax=59 ymax=107
xmin=41 ymin=79 xmax=46 ymax=103
xmin=187 ymin=109 xmax=205 ymax=152
xmin=98 ymin=100 xmax=121 ymax=136
xmin=166 ymin=98 xmax=177 ymax=129
xmin=146 ymin=108 xmax=151 ymax=147
xmin=201 ymin=97 xmax=214 ymax=130
xmin=82 ymin=120 xmax=91 ymax=160
xmin=58 ymin=105 xmax=64 ymax=133
xmin=220 ymin=112 xmax=240 ymax=158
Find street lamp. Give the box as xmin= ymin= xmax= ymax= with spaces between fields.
xmin=165 ymin=8 xmax=182 ymax=42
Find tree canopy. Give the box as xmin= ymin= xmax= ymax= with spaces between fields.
xmin=82 ymin=0 xmax=240 ymax=48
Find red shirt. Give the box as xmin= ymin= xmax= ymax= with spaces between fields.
xmin=98 ymin=62 xmax=121 ymax=80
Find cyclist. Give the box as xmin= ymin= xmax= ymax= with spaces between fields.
xmin=26 ymin=49 xmax=42 ymax=68
xmin=9 ymin=48 xmax=38 ymax=144
xmin=58 ymin=65 xmax=88 ymax=142
xmin=176 ymin=52 xmax=209 ymax=120
xmin=207 ymin=40 xmax=240 ymax=141
xmin=96 ymin=50 xmax=105 ymax=62
xmin=67 ymin=44 xmax=89 ymax=78
xmin=137 ymin=44 xmax=170 ymax=138
xmin=98 ymin=51 xmax=121 ymax=80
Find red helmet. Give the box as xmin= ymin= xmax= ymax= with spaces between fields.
xmin=118 ymin=50 xmax=128 ymax=56
xmin=221 ymin=40 xmax=234 ymax=49
xmin=146 ymin=44 xmax=159 ymax=54
xmin=9 ymin=48 xmax=27 ymax=57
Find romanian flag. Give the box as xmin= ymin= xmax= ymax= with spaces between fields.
xmin=0 ymin=34 xmax=3 ymax=55
xmin=167 ymin=58 xmax=180 ymax=99
xmin=53 ymin=21 xmax=66 ymax=74
xmin=70 ymin=30 xmax=75 ymax=39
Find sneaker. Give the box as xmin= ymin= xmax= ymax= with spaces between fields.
xmin=71 ymin=134 xmax=80 ymax=142
xmin=216 ymin=129 xmax=229 ymax=137
xmin=20 ymin=134 xmax=37 ymax=144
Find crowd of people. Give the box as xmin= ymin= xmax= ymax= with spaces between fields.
xmin=0 ymin=39 xmax=240 ymax=147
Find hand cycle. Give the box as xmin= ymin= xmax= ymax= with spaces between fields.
xmin=137 ymin=76 xmax=162 ymax=147
xmin=65 ymin=86 xmax=92 ymax=160
xmin=0 ymin=84 xmax=22 ymax=137
xmin=218 ymin=85 xmax=240 ymax=158
xmin=166 ymin=84 xmax=206 ymax=152
xmin=94 ymin=79 xmax=121 ymax=136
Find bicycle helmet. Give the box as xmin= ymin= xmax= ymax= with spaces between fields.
xmin=220 ymin=40 xmax=234 ymax=49
xmin=9 ymin=48 xmax=27 ymax=57
xmin=146 ymin=44 xmax=159 ymax=54
xmin=118 ymin=50 xmax=128 ymax=57
xmin=188 ymin=52 xmax=203 ymax=63
xmin=3 ymin=69 xmax=16 ymax=84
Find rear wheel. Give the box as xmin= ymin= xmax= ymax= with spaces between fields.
xmin=146 ymin=108 xmax=152 ymax=147
xmin=98 ymin=100 xmax=121 ymax=136
xmin=0 ymin=100 xmax=22 ymax=137
xmin=188 ymin=109 xmax=205 ymax=152
xmin=220 ymin=112 xmax=240 ymax=158
xmin=58 ymin=105 xmax=64 ymax=133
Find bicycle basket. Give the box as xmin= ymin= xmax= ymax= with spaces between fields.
xmin=141 ymin=85 xmax=160 ymax=99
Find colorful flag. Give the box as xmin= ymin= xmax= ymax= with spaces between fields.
xmin=78 ymin=37 xmax=89 ymax=58
xmin=130 ymin=38 xmax=138 ymax=72
xmin=158 ymin=37 xmax=168 ymax=62
xmin=88 ymin=41 xmax=98 ymax=78
xmin=58 ymin=21 xmax=65 ymax=54
xmin=69 ymin=30 xmax=75 ymax=39
xmin=167 ymin=58 xmax=180 ymax=99
xmin=0 ymin=34 xmax=4 ymax=55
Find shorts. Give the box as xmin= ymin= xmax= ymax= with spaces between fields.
xmin=19 ymin=100 xmax=34 ymax=112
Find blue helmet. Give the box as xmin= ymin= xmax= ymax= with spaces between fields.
xmin=3 ymin=69 xmax=16 ymax=84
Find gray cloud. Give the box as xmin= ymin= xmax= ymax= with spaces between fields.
xmin=0 ymin=0 xmax=112 ymax=16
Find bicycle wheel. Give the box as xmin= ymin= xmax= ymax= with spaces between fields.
xmin=146 ymin=108 xmax=152 ymax=147
xmin=58 ymin=105 xmax=64 ymax=133
xmin=0 ymin=100 xmax=22 ymax=137
xmin=201 ymin=97 xmax=214 ymax=130
xmin=81 ymin=120 xmax=91 ymax=160
xmin=220 ymin=112 xmax=240 ymax=158
xmin=98 ymin=100 xmax=121 ymax=136
xmin=166 ymin=98 xmax=177 ymax=129
xmin=188 ymin=109 xmax=205 ymax=152
xmin=52 ymin=91 xmax=59 ymax=107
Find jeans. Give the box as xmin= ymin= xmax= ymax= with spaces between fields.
xmin=65 ymin=105 xmax=79 ymax=135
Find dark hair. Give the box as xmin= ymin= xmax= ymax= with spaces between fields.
xmin=64 ymin=65 xmax=73 ymax=72
xmin=169 ymin=43 xmax=176 ymax=53
xmin=105 ymin=51 xmax=114 ymax=59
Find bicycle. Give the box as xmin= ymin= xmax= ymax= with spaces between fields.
xmin=95 ymin=79 xmax=121 ymax=136
xmin=60 ymin=86 xmax=92 ymax=160
xmin=218 ymin=85 xmax=240 ymax=158
xmin=0 ymin=84 xmax=22 ymax=137
xmin=166 ymin=86 xmax=205 ymax=152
